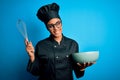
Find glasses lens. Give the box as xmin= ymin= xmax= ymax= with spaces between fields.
xmin=55 ymin=21 xmax=61 ymax=27
xmin=47 ymin=21 xmax=61 ymax=29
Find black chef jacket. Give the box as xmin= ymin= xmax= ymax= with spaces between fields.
xmin=27 ymin=35 xmax=84 ymax=80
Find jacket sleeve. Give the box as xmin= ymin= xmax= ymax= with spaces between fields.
xmin=73 ymin=63 xmax=85 ymax=78
xmin=71 ymin=40 xmax=85 ymax=78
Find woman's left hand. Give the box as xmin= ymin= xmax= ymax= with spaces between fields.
xmin=77 ymin=62 xmax=96 ymax=71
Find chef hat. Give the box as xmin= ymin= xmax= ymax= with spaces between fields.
xmin=36 ymin=3 xmax=61 ymax=25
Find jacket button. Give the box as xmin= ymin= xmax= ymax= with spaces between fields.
xmin=56 ymin=56 xmax=59 ymax=59
xmin=66 ymin=55 xmax=69 ymax=58
xmin=54 ymin=45 xmax=57 ymax=48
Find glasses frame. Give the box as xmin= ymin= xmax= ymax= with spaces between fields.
xmin=47 ymin=20 xmax=61 ymax=29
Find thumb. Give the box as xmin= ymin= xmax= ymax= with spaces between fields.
xmin=25 ymin=39 xmax=28 ymax=46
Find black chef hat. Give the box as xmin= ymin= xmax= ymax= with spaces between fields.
xmin=37 ymin=3 xmax=61 ymax=25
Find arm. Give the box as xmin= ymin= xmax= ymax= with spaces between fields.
xmin=25 ymin=40 xmax=35 ymax=62
xmin=71 ymin=41 xmax=85 ymax=78
xmin=27 ymin=57 xmax=41 ymax=76
xmin=71 ymin=41 xmax=95 ymax=78
xmin=73 ymin=62 xmax=85 ymax=78
xmin=25 ymin=40 xmax=41 ymax=76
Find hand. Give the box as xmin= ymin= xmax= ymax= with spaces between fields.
xmin=77 ymin=62 xmax=96 ymax=71
xmin=25 ymin=39 xmax=35 ymax=62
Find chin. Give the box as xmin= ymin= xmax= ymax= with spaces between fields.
xmin=53 ymin=33 xmax=62 ymax=37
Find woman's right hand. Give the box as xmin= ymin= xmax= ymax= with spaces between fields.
xmin=25 ymin=39 xmax=35 ymax=62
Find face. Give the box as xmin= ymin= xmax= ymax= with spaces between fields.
xmin=47 ymin=18 xmax=62 ymax=38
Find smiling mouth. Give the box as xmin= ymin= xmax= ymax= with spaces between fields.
xmin=54 ymin=30 xmax=59 ymax=33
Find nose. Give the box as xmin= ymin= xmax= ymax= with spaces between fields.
xmin=53 ymin=25 xmax=58 ymax=30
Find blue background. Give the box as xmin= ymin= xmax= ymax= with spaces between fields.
xmin=0 ymin=0 xmax=120 ymax=80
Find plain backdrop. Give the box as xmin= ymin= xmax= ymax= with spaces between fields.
xmin=0 ymin=0 xmax=120 ymax=80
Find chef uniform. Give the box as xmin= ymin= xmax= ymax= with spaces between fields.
xmin=27 ymin=3 xmax=84 ymax=80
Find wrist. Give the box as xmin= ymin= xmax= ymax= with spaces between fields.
xmin=30 ymin=56 xmax=35 ymax=62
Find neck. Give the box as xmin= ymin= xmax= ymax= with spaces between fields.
xmin=53 ymin=35 xmax=62 ymax=44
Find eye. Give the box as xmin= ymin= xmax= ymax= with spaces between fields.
xmin=55 ymin=21 xmax=61 ymax=26
xmin=47 ymin=25 xmax=53 ymax=28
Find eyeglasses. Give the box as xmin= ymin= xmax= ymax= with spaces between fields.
xmin=47 ymin=21 xmax=61 ymax=29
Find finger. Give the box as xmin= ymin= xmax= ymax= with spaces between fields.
xmin=31 ymin=50 xmax=34 ymax=53
xmin=86 ymin=62 xmax=90 ymax=66
xmin=28 ymin=41 xmax=33 ymax=45
xmin=77 ymin=63 xmax=82 ymax=67
xmin=80 ymin=68 xmax=85 ymax=71
xmin=26 ymin=46 xmax=34 ymax=52
xmin=83 ymin=62 xmax=86 ymax=67
xmin=92 ymin=62 xmax=96 ymax=64
xmin=26 ymin=41 xmax=33 ymax=46
xmin=87 ymin=62 xmax=96 ymax=66
xmin=87 ymin=62 xmax=92 ymax=66
xmin=89 ymin=62 xmax=96 ymax=66
xmin=25 ymin=39 xmax=28 ymax=46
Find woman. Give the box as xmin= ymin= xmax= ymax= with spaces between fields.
xmin=25 ymin=3 xmax=94 ymax=80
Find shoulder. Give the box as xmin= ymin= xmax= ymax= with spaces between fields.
xmin=35 ymin=37 xmax=50 ymax=47
xmin=63 ymin=36 xmax=78 ymax=45
xmin=63 ymin=36 xmax=79 ymax=52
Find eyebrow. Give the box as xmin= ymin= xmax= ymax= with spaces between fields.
xmin=47 ymin=20 xmax=60 ymax=25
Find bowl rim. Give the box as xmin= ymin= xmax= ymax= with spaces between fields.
xmin=73 ymin=51 xmax=99 ymax=54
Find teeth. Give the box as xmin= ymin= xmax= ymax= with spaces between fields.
xmin=54 ymin=31 xmax=59 ymax=33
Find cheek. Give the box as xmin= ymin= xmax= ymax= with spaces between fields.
xmin=60 ymin=27 xmax=62 ymax=32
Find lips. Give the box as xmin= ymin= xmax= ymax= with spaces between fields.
xmin=50 ymin=27 xmax=62 ymax=37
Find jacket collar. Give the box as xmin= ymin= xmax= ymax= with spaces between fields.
xmin=49 ymin=34 xmax=65 ymax=45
